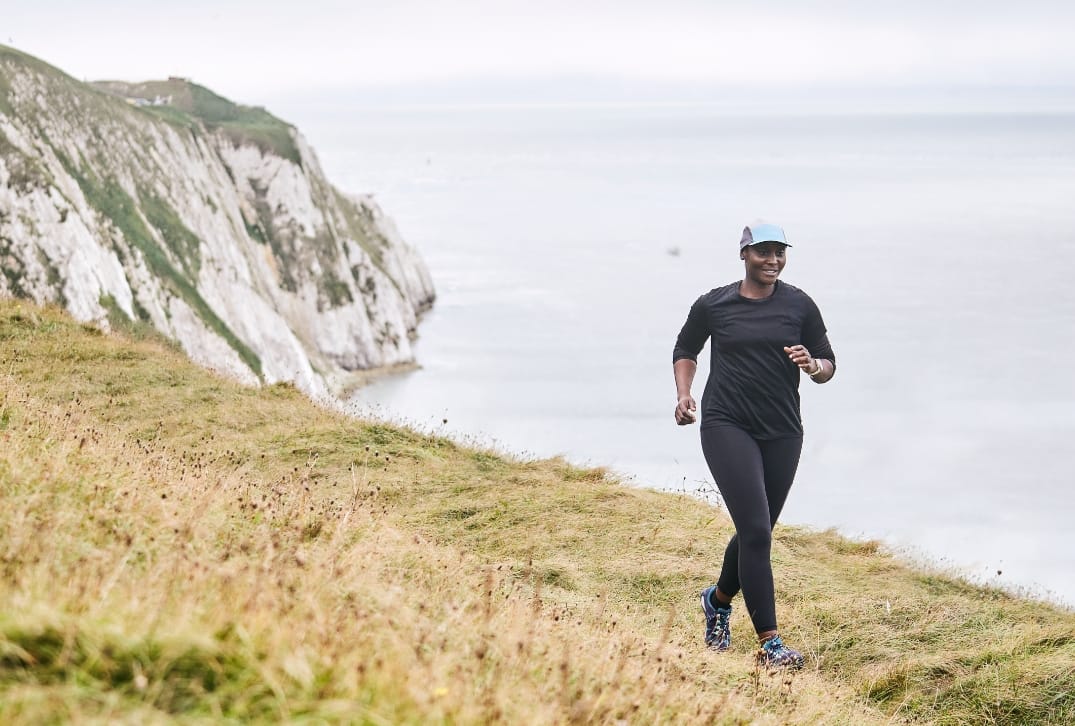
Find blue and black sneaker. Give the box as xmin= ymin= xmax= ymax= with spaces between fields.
xmin=756 ymin=635 xmax=805 ymax=669
xmin=700 ymin=585 xmax=732 ymax=651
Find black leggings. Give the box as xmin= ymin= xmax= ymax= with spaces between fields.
xmin=700 ymin=426 xmax=803 ymax=634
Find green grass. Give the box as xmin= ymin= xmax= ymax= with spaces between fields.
xmin=0 ymin=69 xmax=12 ymax=116
xmin=242 ymin=217 xmax=267 ymax=245
xmin=320 ymin=270 xmax=354 ymax=308
xmin=1 ymin=300 xmax=1072 ymax=723
xmin=99 ymin=294 xmax=175 ymax=347
xmin=138 ymin=191 xmax=202 ymax=276
xmin=0 ymin=623 xmax=276 ymax=717
xmin=216 ymin=121 xmax=300 ymax=166
xmin=139 ymin=103 xmax=200 ymax=132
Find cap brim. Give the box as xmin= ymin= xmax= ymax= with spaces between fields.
xmin=741 ymin=240 xmax=792 ymax=249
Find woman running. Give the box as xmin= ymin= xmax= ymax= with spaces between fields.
xmin=672 ymin=223 xmax=836 ymax=669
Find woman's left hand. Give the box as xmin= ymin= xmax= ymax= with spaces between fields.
xmin=783 ymin=345 xmax=816 ymax=373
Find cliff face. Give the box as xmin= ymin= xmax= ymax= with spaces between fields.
xmin=0 ymin=47 xmax=434 ymax=397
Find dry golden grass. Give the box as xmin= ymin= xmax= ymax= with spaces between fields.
xmin=0 ymin=299 xmax=1072 ymax=724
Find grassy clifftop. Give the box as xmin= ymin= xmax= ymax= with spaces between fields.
xmin=1 ymin=47 xmax=297 ymax=162
xmin=92 ymin=77 xmax=301 ymax=164
xmin=1 ymin=300 xmax=1072 ymax=724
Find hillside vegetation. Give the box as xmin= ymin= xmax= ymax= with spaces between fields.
xmin=91 ymin=78 xmax=301 ymax=164
xmin=0 ymin=300 xmax=1072 ymax=724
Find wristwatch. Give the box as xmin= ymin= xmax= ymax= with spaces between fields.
xmin=809 ymin=359 xmax=825 ymax=378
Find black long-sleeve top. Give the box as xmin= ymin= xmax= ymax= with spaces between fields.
xmin=673 ymin=280 xmax=835 ymax=439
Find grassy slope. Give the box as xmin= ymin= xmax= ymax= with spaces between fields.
xmin=0 ymin=300 xmax=1072 ymax=724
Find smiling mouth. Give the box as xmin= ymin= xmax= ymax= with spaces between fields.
xmin=763 ymin=269 xmax=779 ymax=275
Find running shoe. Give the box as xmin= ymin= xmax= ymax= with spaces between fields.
xmin=756 ymin=635 xmax=805 ymax=669
xmin=700 ymin=585 xmax=732 ymax=651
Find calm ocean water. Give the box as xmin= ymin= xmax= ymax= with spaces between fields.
xmin=279 ymin=103 xmax=1075 ymax=605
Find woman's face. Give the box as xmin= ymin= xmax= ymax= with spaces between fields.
xmin=742 ymin=243 xmax=787 ymax=285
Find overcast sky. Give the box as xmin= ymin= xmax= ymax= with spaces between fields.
xmin=4 ymin=1 xmax=1074 ymax=106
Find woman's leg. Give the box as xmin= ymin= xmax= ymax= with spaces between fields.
xmin=715 ymin=435 xmax=804 ymax=604
xmin=701 ymin=429 xmax=803 ymax=634
xmin=701 ymin=426 xmax=776 ymax=634
xmin=757 ymin=436 xmax=803 ymax=528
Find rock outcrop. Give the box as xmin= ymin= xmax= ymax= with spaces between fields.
xmin=0 ymin=46 xmax=434 ymax=398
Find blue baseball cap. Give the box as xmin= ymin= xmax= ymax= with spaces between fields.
xmin=739 ymin=223 xmax=791 ymax=250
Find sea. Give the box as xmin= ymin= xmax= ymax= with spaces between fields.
xmin=272 ymin=100 xmax=1075 ymax=606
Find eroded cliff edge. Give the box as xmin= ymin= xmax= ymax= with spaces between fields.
xmin=0 ymin=46 xmax=435 ymax=398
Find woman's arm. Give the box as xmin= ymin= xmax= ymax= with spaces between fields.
xmin=673 ymin=296 xmax=709 ymax=424
xmin=673 ymin=358 xmax=698 ymax=424
xmin=798 ymin=296 xmax=836 ymax=384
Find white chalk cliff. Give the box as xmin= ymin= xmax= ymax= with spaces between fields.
xmin=0 ymin=46 xmax=434 ymax=398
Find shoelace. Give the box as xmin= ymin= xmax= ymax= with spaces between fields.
xmin=707 ymin=608 xmax=731 ymax=649
xmin=759 ymin=636 xmax=801 ymax=666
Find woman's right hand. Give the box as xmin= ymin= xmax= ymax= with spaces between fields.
xmin=675 ymin=396 xmax=698 ymax=425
